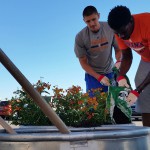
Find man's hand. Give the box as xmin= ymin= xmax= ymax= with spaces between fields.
xmin=117 ymin=76 xmax=129 ymax=88
xmin=98 ymin=75 xmax=110 ymax=86
xmin=126 ymin=90 xmax=139 ymax=106
xmin=115 ymin=60 xmax=121 ymax=69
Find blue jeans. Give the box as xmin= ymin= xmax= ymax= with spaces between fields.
xmin=85 ymin=72 xmax=115 ymax=93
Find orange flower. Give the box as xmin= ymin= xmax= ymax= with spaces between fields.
xmin=78 ymin=100 xmax=83 ymax=105
xmin=93 ymin=105 xmax=97 ymax=110
xmin=81 ymin=107 xmax=86 ymax=111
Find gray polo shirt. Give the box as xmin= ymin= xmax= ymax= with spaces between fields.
xmin=74 ymin=22 xmax=119 ymax=74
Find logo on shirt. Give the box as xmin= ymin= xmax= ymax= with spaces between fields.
xmin=124 ymin=41 xmax=145 ymax=52
xmin=90 ymin=38 xmax=108 ymax=51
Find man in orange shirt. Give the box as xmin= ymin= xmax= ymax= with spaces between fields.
xmin=107 ymin=5 xmax=150 ymax=126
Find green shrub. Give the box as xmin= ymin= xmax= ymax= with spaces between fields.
xmin=11 ymin=80 xmax=111 ymax=127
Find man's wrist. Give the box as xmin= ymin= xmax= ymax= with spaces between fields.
xmin=131 ymin=90 xmax=140 ymax=97
xmin=116 ymin=60 xmax=122 ymax=63
xmin=117 ymin=75 xmax=125 ymax=82
xmin=134 ymin=88 xmax=140 ymax=94
xmin=97 ymin=75 xmax=105 ymax=82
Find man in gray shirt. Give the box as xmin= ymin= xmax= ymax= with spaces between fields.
xmin=74 ymin=6 xmax=131 ymax=124
xmin=74 ymin=6 xmax=121 ymax=93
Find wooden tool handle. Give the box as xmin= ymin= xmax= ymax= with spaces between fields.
xmin=0 ymin=49 xmax=70 ymax=134
xmin=0 ymin=116 xmax=17 ymax=134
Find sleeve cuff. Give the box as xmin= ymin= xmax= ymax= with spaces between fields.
xmin=115 ymin=60 xmax=122 ymax=63
xmin=97 ymin=75 xmax=105 ymax=82
xmin=131 ymin=90 xmax=140 ymax=97
xmin=117 ymin=75 xmax=125 ymax=82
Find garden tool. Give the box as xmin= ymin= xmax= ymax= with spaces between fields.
xmin=0 ymin=116 xmax=16 ymax=134
xmin=0 ymin=48 xmax=70 ymax=134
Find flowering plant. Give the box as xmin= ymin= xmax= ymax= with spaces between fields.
xmin=11 ymin=80 xmax=52 ymax=125
xmin=51 ymin=86 xmax=111 ymax=127
xmin=11 ymin=80 xmax=111 ymax=127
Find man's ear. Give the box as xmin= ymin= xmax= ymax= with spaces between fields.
xmin=98 ymin=13 xmax=100 ymax=19
xmin=130 ymin=16 xmax=133 ymax=23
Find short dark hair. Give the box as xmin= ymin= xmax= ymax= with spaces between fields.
xmin=83 ymin=6 xmax=98 ymax=17
xmin=108 ymin=5 xmax=132 ymax=30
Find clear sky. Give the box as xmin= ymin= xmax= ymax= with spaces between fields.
xmin=0 ymin=1 xmax=149 ymax=100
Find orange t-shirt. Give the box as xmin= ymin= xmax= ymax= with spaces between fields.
xmin=115 ymin=13 xmax=150 ymax=62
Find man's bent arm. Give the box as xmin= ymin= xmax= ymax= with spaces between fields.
xmin=114 ymin=48 xmax=122 ymax=61
xmin=118 ymin=48 xmax=133 ymax=76
xmin=79 ymin=56 xmax=100 ymax=80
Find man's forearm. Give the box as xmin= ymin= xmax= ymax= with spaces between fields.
xmin=118 ymin=48 xmax=133 ymax=76
xmin=79 ymin=56 xmax=100 ymax=79
xmin=81 ymin=63 xmax=100 ymax=79
xmin=115 ymin=48 xmax=122 ymax=61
